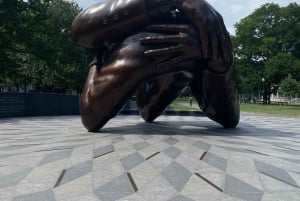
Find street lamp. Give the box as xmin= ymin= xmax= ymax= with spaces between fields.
xmin=261 ymin=77 xmax=266 ymax=104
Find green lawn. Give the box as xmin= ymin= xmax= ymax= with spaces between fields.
xmin=171 ymin=102 xmax=300 ymax=118
xmin=240 ymin=103 xmax=300 ymax=118
xmin=171 ymin=103 xmax=196 ymax=111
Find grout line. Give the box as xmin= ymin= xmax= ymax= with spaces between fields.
xmin=93 ymin=150 xmax=114 ymax=159
xmin=200 ymin=152 xmax=207 ymax=160
xmin=54 ymin=169 xmax=67 ymax=188
xmin=246 ymin=149 xmax=269 ymax=156
xmin=34 ymin=148 xmax=73 ymax=152
xmin=274 ymin=145 xmax=299 ymax=151
xmin=145 ymin=152 xmax=160 ymax=160
xmin=127 ymin=172 xmax=138 ymax=192
xmin=195 ymin=173 xmax=223 ymax=192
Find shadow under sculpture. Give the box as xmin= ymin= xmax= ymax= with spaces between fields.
xmin=71 ymin=0 xmax=240 ymax=131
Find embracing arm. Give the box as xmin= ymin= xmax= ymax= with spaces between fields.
xmin=71 ymin=0 xmax=171 ymax=48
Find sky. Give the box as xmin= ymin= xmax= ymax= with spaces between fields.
xmin=71 ymin=0 xmax=300 ymax=35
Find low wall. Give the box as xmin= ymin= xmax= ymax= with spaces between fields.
xmin=0 ymin=93 xmax=80 ymax=118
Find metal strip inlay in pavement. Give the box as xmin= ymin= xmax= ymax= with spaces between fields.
xmin=127 ymin=172 xmax=138 ymax=192
xmin=195 ymin=173 xmax=223 ymax=192
xmin=54 ymin=169 xmax=67 ymax=188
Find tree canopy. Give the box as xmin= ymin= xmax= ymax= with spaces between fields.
xmin=232 ymin=3 xmax=300 ymax=97
xmin=0 ymin=0 xmax=90 ymax=93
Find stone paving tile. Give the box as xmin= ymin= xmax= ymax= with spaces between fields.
xmin=0 ymin=115 xmax=300 ymax=201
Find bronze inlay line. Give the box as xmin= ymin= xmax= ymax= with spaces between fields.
xmin=259 ymin=171 xmax=299 ymax=188
xmin=127 ymin=172 xmax=138 ymax=192
xmin=34 ymin=148 xmax=73 ymax=152
xmin=54 ymin=169 xmax=67 ymax=188
xmin=195 ymin=173 xmax=223 ymax=192
xmin=275 ymin=145 xmax=299 ymax=151
xmin=93 ymin=150 xmax=114 ymax=159
xmin=246 ymin=149 xmax=269 ymax=156
xmin=145 ymin=152 xmax=160 ymax=160
xmin=200 ymin=152 xmax=207 ymax=160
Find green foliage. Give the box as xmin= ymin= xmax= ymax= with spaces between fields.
xmin=279 ymin=74 xmax=300 ymax=99
xmin=233 ymin=3 xmax=300 ymax=94
xmin=0 ymin=0 xmax=90 ymax=93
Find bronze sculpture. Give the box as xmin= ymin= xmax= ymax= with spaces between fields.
xmin=71 ymin=0 xmax=240 ymax=131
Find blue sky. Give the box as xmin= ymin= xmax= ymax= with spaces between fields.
xmin=70 ymin=0 xmax=300 ymax=34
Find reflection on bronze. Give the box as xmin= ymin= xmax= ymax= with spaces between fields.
xmin=71 ymin=0 xmax=240 ymax=131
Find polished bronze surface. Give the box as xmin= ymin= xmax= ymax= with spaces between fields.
xmin=71 ymin=0 xmax=240 ymax=131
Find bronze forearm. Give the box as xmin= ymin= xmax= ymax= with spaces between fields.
xmin=71 ymin=0 xmax=171 ymax=48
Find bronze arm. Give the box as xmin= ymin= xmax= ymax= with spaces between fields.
xmin=71 ymin=0 xmax=171 ymax=48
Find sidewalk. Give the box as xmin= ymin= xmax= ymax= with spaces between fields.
xmin=0 ymin=115 xmax=300 ymax=201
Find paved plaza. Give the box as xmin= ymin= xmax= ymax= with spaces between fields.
xmin=0 ymin=114 xmax=300 ymax=201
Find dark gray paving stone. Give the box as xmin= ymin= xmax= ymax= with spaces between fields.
xmin=132 ymin=141 xmax=150 ymax=150
xmin=164 ymin=137 xmax=179 ymax=145
xmin=60 ymin=160 xmax=93 ymax=185
xmin=0 ymin=168 xmax=32 ymax=188
xmin=94 ymin=173 xmax=133 ymax=201
xmin=202 ymin=152 xmax=227 ymax=171
xmin=120 ymin=152 xmax=144 ymax=171
xmin=163 ymin=146 xmax=183 ymax=159
xmin=93 ymin=145 xmax=114 ymax=158
xmin=254 ymin=160 xmax=299 ymax=188
xmin=168 ymin=195 xmax=194 ymax=201
xmin=161 ymin=161 xmax=192 ymax=192
xmin=13 ymin=190 xmax=56 ymax=201
xmin=38 ymin=150 xmax=72 ymax=166
xmin=225 ymin=174 xmax=264 ymax=201
xmin=193 ymin=141 xmax=211 ymax=150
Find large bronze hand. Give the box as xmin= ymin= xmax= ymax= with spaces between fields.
xmin=170 ymin=0 xmax=233 ymax=73
xmin=140 ymin=24 xmax=201 ymax=68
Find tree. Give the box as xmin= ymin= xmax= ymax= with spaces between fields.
xmin=279 ymin=74 xmax=300 ymax=103
xmin=233 ymin=3 xmax=300 ymax=95
xmin=0 ymin=0 xmax=90 ymax=93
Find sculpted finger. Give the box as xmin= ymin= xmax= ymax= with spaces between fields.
xmin=141 ymin=34 xmax=187 ymax=45
xmin=156 ymin=55 xmax=186 ymax=68
xmin=144 ymin=45 xmax=184 ymax=57
xmin=145 ymin=24 xmax=190 ymax=33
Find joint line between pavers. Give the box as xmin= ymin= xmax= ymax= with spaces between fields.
xmin=127 ymin=172 xmax=138 ymax=192
xmin=195 ymin=173 xmax=223 ymax=193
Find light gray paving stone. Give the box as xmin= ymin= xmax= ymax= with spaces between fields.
xmin=12 ymin=190 xmax=56 ymax=201
xmin=168 ymin=195 xmax=194 ymax=201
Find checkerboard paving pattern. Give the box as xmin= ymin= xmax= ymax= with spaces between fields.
xmin=0 ymin=114 xmax=300 ymax=201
